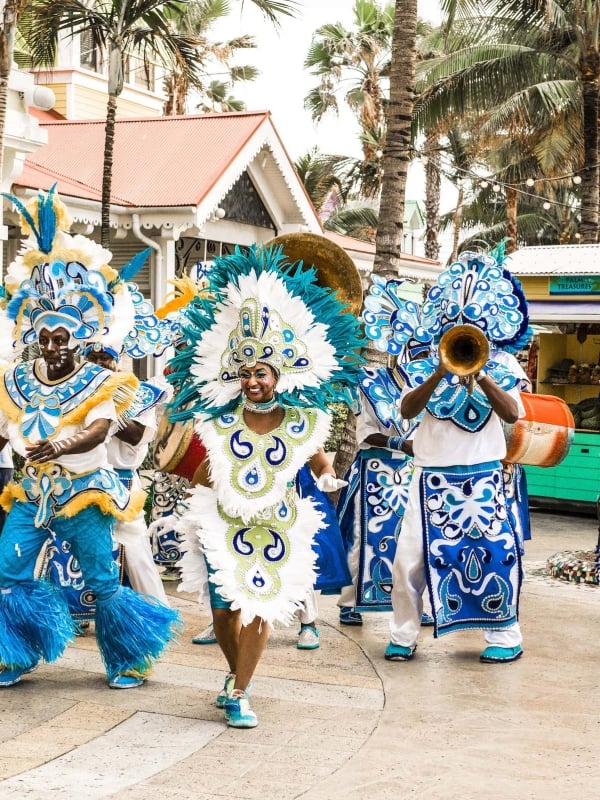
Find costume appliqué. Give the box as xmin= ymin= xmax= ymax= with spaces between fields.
xmin=420 ymin=462 xmax=522 ymax=635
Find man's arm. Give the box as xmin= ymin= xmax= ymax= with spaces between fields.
xmin=401 ymin=364 xmax=447 ymax=419
xmin=25 ymin=419 xmax=111 ymax=463
xmin=115 ymin=419 xmax=145 ymax=446
xmin=475 ymin=373 xmax=519 ymax=423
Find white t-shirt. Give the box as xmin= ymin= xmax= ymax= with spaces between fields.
xmin=107 ymin=405 xmax=157 ymax=470
xmin=0 ymin=444 xmax=13 ymax=468
xmin=404 ymin=355 xmax=525 ymax=468
xmin=0 ymin=362 xmax=118 ymax=473
xmin=356 ymin=402 xmax=406 ymax=461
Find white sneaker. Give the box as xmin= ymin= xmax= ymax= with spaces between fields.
xmin=297 ymin=624 xmax=320 ymax=650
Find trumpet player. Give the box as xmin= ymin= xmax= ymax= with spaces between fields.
xmin=383 ymin=252 xmax=530 ymax=665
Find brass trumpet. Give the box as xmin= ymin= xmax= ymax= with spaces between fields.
xmin=438 ymin=324 xmax=489 ymax=393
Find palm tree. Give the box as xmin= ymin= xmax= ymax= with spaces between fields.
xmin=304 ymin=0 xmax=394 ymax=199
xmin=0 ymin=0 xmax=31 ymax=273
xmin=332 ymin=0 xmax=420 ymax=483
xmin=162 ymin=0 xmax=259 ymax=115
xmin=418 ymin=0 xmax=599 ymax=243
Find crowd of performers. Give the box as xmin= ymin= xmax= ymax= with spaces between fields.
xmin=0 ymin=188 xmax=534 ymax=729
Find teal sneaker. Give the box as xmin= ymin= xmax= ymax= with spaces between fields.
xmin=480 ymin=644 xmax=523 ymax=663
xmin=108 ymin=673 xmax=145 ymax=689
xmin=384 ymin=642 xmax=416 ymax=661
xmin=224 ymin=690 xmax=258 ymax=728
xmin=297 ymin=624 xmax=320 ymax=650
xmin=192 ymin=624 xmax=217 ymax=645
xmin=215 ymin=672 xmax=235 ymax=708
xmin=0 ymin=663 xmax=38 ymax=687
xmin=421 ymin=612 xmax=435 ymax=627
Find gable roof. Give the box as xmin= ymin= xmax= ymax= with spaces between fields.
xmin=15 ymin=110 xmax=320 ymax=229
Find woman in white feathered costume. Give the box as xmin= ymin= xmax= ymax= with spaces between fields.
xmin=167 ymin=245 xmax=364 ymax=728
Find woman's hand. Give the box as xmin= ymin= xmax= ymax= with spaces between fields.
xmin=316 ymin=473 xmax=348 ymax=493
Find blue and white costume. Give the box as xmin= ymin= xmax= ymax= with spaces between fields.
xmin=362 ymin=249 xmax=532 ymax=659
xmin=337 ymin=368 xmax=415 ymax=611
xmin=0 ymin=187 xmax=180 ymax=687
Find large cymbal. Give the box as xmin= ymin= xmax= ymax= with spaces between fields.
xmin=265 ymin=232 xmax=363 ymax=317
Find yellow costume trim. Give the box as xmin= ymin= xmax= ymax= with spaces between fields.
xmin=155 ymin=276 xmax=210 ymax=319
xmin=0 ymin=366 xmax=138 ymax=429
xmin=58 ymin=488 xmax=145 ymax=520
xmin=0 ymin=482 xmax=145 ymax=520
xmin=19 ymin=193 xmax=72 ymax=236
xmin=0 ymin=482 xmax=23 ymax=512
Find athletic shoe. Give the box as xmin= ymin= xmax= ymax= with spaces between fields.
xmin=224 ymin=690 xmax=258 ymax=728
xmin=480 ymin=644 xmax=523 ymax=664
xmin=384 ymin=642 xmax=416 ymax=661
xmin=421 ymin=612 xmax=435 ymax=627
xmin=108 ymin=672 xmax=145 ymax=689
xmin=297 ymin=624 xmax=320 ymax=650
xmin=0 ymin=663 xmax=38 ymax=687
xmin=215 ymin=672 xmax=235 ymax=708
xmin=339 ymin=607 xmax=363 ymax=626
xmin=192 ymin=624 xmax=217 ymax=645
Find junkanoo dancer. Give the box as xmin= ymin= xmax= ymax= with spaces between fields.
xmin=336 ymin=360 xmax=419 ymax=625
xmin=363 ymin=251 xmax=532 ymax=663
xmin=0 ymin=188 xmax=180 ymax=688
xmin=168 ymin=245 xmax=363 ymax=727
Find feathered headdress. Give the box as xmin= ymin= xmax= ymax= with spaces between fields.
xmin=363 ymin=248 xmax=531 ymax=356
xmin=167 ymin=244 xmax=365 ymax=420
xmin=1 ymin=186 xmax=169 ymax=361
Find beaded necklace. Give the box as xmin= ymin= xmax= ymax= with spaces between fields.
xmin=243 ymin=396 xmax=279 ymax=415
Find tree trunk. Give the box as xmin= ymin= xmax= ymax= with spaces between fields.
xmin=424 ymin=131 xmax=441 ymax=261
xmin=333 ymin=0 xmax=419 ymax=483
xmin=450 ymin=185 xmax=464 ymax=262
xmin=505 ymin=185 xmax=518 ymax=253
xmin=579 ymin=48 xmax=600 ymax=243
xmin=101 ymin=94 xmax=118 ymax=248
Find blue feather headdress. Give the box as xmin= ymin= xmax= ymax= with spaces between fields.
xmin=167 ymin=244 xmax=365 ymax=420
xmin=362 ymin=248 xmax=530 ymax=357
xmin=2 ymin=189 xmax=167 ymax=359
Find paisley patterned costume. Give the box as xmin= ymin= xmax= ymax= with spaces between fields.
xmin=178 ymin=402 xmax=332 ymax=626
xmin=389 ymin=354 xmax=526 ymax=645
xmin=337 ymin=367 xmax=416 ymax=611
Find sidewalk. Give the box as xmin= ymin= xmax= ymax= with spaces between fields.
xmin=0 ymin=510 xmax=598 ymax=800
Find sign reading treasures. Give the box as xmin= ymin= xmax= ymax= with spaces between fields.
xmin=549 ymin=276 xmax=600 ymax=295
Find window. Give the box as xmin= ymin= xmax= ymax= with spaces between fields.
xmin=80 ymin=29 xmax=103 ymax=73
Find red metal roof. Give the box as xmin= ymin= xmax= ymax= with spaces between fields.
xmin=18 ymin=111 xmax=271 ymax=208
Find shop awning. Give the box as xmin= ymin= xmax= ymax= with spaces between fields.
xmin=527 ymin=300 xmax=600 ymax=323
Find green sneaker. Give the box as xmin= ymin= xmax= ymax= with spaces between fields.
xmin=224 ymin=690 xmax=258 ymax=728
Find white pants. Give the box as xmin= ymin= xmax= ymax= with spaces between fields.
xmin=389 ymin=469 xmax=522 ymax=648
xmin=115 ymin=511 xmax=169 ymax=605
xmin=296 ymin=588 xmax=319 ymax=625
xmin=337 ymin=494 xmax=361 ymax=608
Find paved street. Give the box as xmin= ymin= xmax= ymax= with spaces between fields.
xmin=0 ymin=510 xmax=598 ymax=800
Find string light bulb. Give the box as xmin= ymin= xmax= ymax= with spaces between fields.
xmin=574 ymin=232 xmax=581 ymax=239
xmin=543 ymin=201 xmax=551 ymax=210
xmin=492 ymin=184 xmax=501 ymax=192
xmin=480 ymin=180 xmax=488 ymax=188
xmin=573 ymin=175 xmax=582 ymax=185
xmin=526 ymin=178 xmax=535 ymax=187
